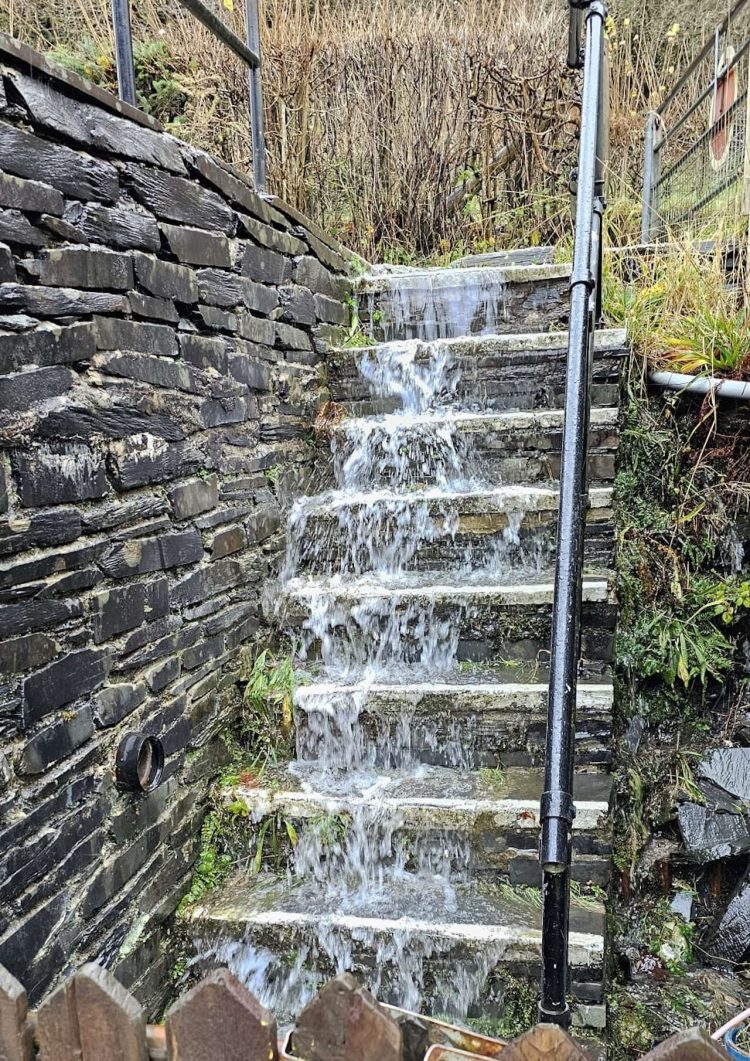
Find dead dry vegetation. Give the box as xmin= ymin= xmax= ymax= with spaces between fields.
xmin=2 ymin=0 xmax=728 ymax=259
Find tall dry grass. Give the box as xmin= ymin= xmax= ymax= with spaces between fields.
xmin=0 ymin=0 xmax=736 ymax=258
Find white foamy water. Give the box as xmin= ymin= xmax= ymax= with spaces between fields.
xmin=194 ymin=276 xmax=554 ymax=1020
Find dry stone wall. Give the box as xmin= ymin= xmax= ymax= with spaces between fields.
xmin=0 ymin=38 xmax=352 ymax=1010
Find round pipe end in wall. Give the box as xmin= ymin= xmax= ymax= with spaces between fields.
xmin=115 ymin=732 xmax=165 ymax=793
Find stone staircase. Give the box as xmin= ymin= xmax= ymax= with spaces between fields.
xmin=189 ymin=259 xmax=624 ymax=1032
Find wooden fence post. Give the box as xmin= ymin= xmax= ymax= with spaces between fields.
xmin=498 ymin=1024 xmax=591 ymax=1060
xmin=36 ymin=963 xmax=148 ymax=1061
xmin=165 ymin=968 xmax=278 ymax=1061
xmin=641 ymin=1027 xmax=730 ymax=1059
xmin=0 ymin=966 xmax=34 ymax=1061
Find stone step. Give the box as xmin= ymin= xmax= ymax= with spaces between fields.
xmin=357 ymin=263 xmax=571 ymax=341
xmin=329 ymin=329 xmax=626 ymax=416
xmin=329 ymin=407 xmax=619 ymax=491
xmin=188 ymin=874 xmax=605 ymax=1023
xmin=294 ymin=674 xmax=614 ymax=770
xmin=225 ymin=765 xmax=612 ymax=886
xmin=288 ymin=485 xmax=615 ymax=576
xmin=281 ymin=574 xmax=616 ymax=668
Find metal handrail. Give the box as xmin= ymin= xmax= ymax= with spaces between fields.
xmin=109 ymin=0 xmax=266 ymax=190
xmin=539 ymin=0 xmax=608 ymax=1028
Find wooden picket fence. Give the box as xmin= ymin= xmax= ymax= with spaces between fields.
xmin=0 ymin=962 xmax=732 ymax=1060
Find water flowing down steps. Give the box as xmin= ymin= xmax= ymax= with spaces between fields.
xmin=189 ymin=260 xmax=622 ymax=1033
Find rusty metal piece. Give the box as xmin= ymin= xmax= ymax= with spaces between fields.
xmin=384 ymin=1008 xmax=505 ymax=1057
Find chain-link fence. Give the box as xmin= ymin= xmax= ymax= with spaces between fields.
xmin=641 ymin=0 xmax=750 ymax=240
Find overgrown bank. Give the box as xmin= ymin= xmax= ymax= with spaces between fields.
xmin=607 ymin=273 xmax=750 ymax=1055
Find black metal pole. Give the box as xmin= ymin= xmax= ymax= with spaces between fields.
xmin=110 ymin=0 xmax=137 ymax=106
xmin=245 ymin=0 xmax=267 ymax=191
xmin=539 ymin=0 xmax=606 ymax=1028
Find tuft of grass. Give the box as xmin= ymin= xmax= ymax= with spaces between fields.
xmin=661 ymin=307 xmax=750 ymax=377
xmin=241 ymin=648 xmax=295 ymax=763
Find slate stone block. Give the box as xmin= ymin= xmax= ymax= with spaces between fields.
xmin=125 ymin=163 xmax=236 ymax=234
xmin=237 ymin=212 xmax=307 ymax=255
xmin=227 ymin=352 xmax=270 ymax=392
xmin=180 ymin=334 xmax=228 ymax=374
xmin=210 ymin=524 xmax=247 ymax=559
xmin=133 ymin=252 xmax=198 ymax=303
xmin=305 ymin=229 xmax=348 ymax=273
xmin=295 ymin=255 xmax=348 ymax=299
xmin=0 ymin=209 xmax=46 ymax=247
xmin=0 ymin=171 xmax=64 ymax=215
xmin=0 ymin=321 xmax=96 ymax=373
xmin=279 ymin=284 xmax=316 ymax=325
xmin=237 ymin=312 xmax=275 ymax=346
xmin=98 ymin=352 xmax=197 ymax=393
xmin=145 ymin=577 xmax=170 ymax=620
xmin=0 ymin=367 xmax=74 ymax=414
xmin=196 ymin=269 xmax=278 ymax=315
xmin=241 ymin=243 xmax=288 ymax=285
xmin=275 ymin=321 xmax=311 ymax=352
xmin=169 ymin=475 xmax=219 ymax=519
xmin=6 ymin=71 xmax=186 ymax=174
xmin=0 ymin=285 xmax=128 ymax=317
xmin=246 ymin=502 xmax=281 ymax=543
xmin=200 ymin=395 xmax=247 ymax=427
xmin=93 ymin=316 xmax=178 ymax=356
xmin=107 ymin=434 xmax=195 ymax=491
xmin=11 ymin=443 xmax=109 ymax=507
xmin=22 ymin=647 xmax=109 ymax=725
xmin=196 ymin=305 xmax=236 ymax=333
xmin=145 ymin=655 xmax=180 ymax=693
xmin=0 ymin=121 xmax=119 ymax=202
xmin=92 ymin=584 xmax=147 ymax=643
xmin=170 ymin=557 xmax=243 ymax=606
xmin=0 ymin=632 xmax=57 ymax=676
xmin=189 ymin=150 xmax=286 ymax=226
xmin=0 ymin=598 xmax=82 ymax=640
xmin=0 ymin=507 xmax=82 ymax=561
xmin=37 ymin=247 xmax=133 ymax=291
xmin=101 ymin=528 xmax=203 ymax=578
xmin=315 ymin=292 xmax=348 ymax=325
xmin=19 ymin=705 xmax=95 ymax=774
xmin=92 ymin=682 xmax=148 ymax=728
xmin=161 ymin=223 xmax=232 ymax=267
xmin=0 ymin=241 xmax=16 ymax=283
xmin=64 ymin=202 xmax=160 ymax=250
xmin=129 ymin=291 xmax=180 ymax=323
xmin=39 ymin=403 xmax=184 ymax=442
xmin=0 ymin=894 xmax=68 ymax=983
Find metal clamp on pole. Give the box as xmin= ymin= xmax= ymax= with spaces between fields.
xmin=540 ymin=0 xmax=607 ymax=1029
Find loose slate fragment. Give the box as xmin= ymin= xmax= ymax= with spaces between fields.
xmin=703 ymin=865 xmax=750 ymax=965
xmin=698 ymin=748 xmax=750 ymax=804
xmin=37 ymin=964 xmax=148 ymax=1061
xmin=0 ymin=965 xmax=34 ymax=1061
xmin=291 ymin=974 xmax=402 ymax=1061
xmin=165 ymin=968 xmax=278 ymax=1061
xmin=499 ymin=1024 xmax=589 ymax=1060
xmin=677 ymin=801 xmax=750 ymax=861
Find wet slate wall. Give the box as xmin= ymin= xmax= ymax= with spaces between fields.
xmin=0 ymin=40 xmax=351 ymax=1008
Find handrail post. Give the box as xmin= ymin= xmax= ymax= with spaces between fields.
xmin=539 ymin=0 xmax=606 ymax=1028
xmin=641 ymin=111 xmax=662 ymax=242
xmin=245 ymin=0 xmax=267 ymax=191
xmin=110 ymin=0 xmax=137 ymax=105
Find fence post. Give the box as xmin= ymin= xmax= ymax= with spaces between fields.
xmin=245 ymin=0 xmax=267 ymax=191
xmin=110 ymin=0 xmax=137 ymax=105
xmin=641 ymin=111 xmax=662 ymax=242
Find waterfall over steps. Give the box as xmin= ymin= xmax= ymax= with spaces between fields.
xmin=189 ymin=259 xmax=624 ymax=1032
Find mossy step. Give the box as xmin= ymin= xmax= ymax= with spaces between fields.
xmin=330 ymin=407 xmax=619 ymax=488
xmin=329 ymin=328 xmax=626 ymax=415
xmin=357 ymin=263 xmax=572 ymax=340
xmin=224 ymin=764 xmax=611 ymax=885
xmin=294 ymin=676 xmax=614 ymax=769
xmin=188 ymin=874 xmax=605 ymax=1022
xmin=281 ymin=573 xmax=616 ymax=666
xmin=290 ymin=485 xmax=615 ymax=575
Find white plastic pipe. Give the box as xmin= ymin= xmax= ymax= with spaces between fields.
xmin=650 ymin=370 xmax=750 ymax=401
